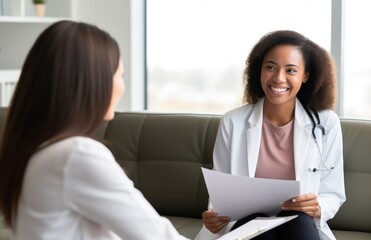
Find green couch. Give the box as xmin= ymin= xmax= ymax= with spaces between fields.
xmin=0 ymin=109 xmax=370 ymax=239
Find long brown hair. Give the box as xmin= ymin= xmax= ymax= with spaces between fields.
xmin=0 ymin=20 xmax=120 ymax=226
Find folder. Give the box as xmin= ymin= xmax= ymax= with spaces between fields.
xmin=217 ymin=215 xmax=298 ymax=240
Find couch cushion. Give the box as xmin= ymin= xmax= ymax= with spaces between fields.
xmin=333 ymin=230 xmax=371 ymax=240
xmin=104 ymin=112 xmax=220 ymax=218
xmin=328 ymin=119 xmax=371 ymax=233
xmin=0 ymin=215 xmax=10 ymax=240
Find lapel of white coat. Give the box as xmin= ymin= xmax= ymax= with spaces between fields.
xmin=293 ymin=99 xmax=314 ymax=180
xmin=246 ymin=99 xmax=264 ymax=177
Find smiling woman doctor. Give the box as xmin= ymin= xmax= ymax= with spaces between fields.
xmin=195 ymin=30 xmax=346 ymax=240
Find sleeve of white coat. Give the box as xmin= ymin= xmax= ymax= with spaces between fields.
xmin=195 ymin=115 xmax=237 ymax=240
xmin=213 ymin=114 xmax=233 ymax=173
xmin=315 ymin=111 xmax=346 ymax=227
xmin=63 ymin=139 xmax=189 ymax=240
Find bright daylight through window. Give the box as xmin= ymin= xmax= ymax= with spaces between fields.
xmin=343 ymin=0 xmax=371 ymax=119
xmin=147 ymin=0 xmax=331 ymax=114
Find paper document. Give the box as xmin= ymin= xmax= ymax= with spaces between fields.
xmin=201 ymin=168 xmax=300 ymax=220
xmin=217 ymin=215 xmax=298 ymax=240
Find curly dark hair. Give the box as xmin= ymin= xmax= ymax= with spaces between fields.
xmin=243 ymin=30 xmax=336 ymax=111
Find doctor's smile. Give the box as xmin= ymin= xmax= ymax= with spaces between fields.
xmin=269 ymin=86 xmax=289 ymax=94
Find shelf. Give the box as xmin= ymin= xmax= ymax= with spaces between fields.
xmin=0 ymin=0 xmax=71 ymax=18
xmin=0 ymin=70 xmax=20 ymax=107
xmin=0 ymin=16 xmax=65 ymax=23
xmin=0 ymin=0 xmax=72 ymax=106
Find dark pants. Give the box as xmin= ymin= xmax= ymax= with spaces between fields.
xmin=230 ymin=211 xmax=320 ymax=240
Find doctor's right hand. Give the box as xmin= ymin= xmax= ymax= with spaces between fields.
xmin=202 ymin=210 xmax=231 ymax=233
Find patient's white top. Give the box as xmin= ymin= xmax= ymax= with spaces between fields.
xmin=13 ymin=136 xmax=188 ymax=240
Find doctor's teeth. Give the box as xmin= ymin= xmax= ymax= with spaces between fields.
xmin=271 ymin=87 xmax=288 ymax=92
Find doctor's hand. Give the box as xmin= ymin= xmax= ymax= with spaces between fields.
xmin=202 ymin=210 xmax=231 ymax=233
xmin=281 ymin=193 xmax=321 ymax=218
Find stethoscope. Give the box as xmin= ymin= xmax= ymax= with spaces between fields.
xmin=304 ymin=107 xmax=335 ymax=172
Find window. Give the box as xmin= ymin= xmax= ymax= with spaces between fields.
xmin=146 ymin=0 xmax=331 ymax=114
xmin=343 ymin=0 xmax=371 ymax=119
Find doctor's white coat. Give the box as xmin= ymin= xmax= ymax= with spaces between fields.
xmin=195 ymin=98 xmax=345 ymax=240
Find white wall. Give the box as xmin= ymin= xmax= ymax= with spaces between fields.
xmin=71 ymin=0 xmax=145 ymax=112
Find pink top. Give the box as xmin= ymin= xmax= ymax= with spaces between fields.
xmin=255 ymin=116 xmax=295 ymax=180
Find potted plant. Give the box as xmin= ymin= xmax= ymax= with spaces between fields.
xmin=33 ymin=0 xmax=47 ymax=17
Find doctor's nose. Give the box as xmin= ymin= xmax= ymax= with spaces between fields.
xmin=273 ymin=69 xmax=286 ymax=83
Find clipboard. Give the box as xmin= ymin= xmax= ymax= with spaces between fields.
xmin=217 ymin=215 xmax=298 ymax=240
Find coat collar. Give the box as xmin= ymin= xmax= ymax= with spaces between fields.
xmin=245 ymin=98 xmax=314 ymax=178
xmin=245 ymin=98 xmax=264 ymax=177
xmin=247 ymin=98 xmax=312 ymax=127
xmin=293 ymin=100 xmax=315 ymax=179
xmin=246 ymin=98 xmax=263 ymax=127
